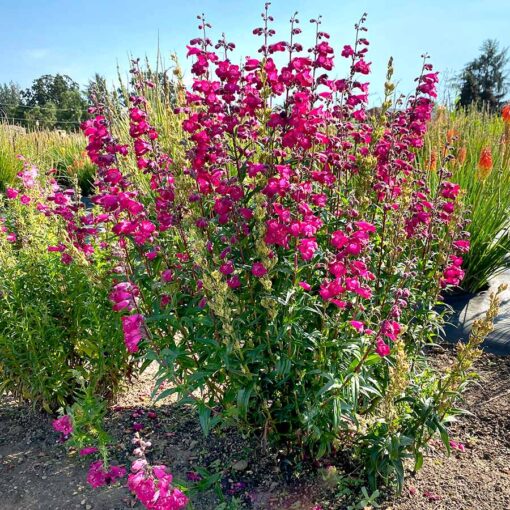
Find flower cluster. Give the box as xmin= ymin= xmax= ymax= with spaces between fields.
xmin=87 ymin=460 xmax=126 ymax=488
xmin=128 ymin=434 xmax=188 ymax=510
xmin=52 ymin=415 xmax=73 ymax=439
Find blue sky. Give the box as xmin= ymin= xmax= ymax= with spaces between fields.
xmin=1 ymin=0 xmax=508 ymax=102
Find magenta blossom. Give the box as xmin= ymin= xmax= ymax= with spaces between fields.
xmin=121 ymin=313 xmax=145 ymax=353
xmin=298 ymin=238 xmax=318 ymax=261
xmin=79 ymin=447 xmax=99 ymax=456
xmin=251 ymin=262 xmax=268 ymax=277
xmin=5 ymin=188 xmax=18 ymax=199
xmin=350 ymin=320 xmax=365 ymax=332
xmin=52 ymin=415 xmax=73 ymax=436
xmin=375 ymin=338 xmax=390 ymax=357
xmin=449 ymin=440 xmax=465 ymax=452
xmin=87 ymin=460 xmax=126 ymax=488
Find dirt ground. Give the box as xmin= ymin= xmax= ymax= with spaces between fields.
xmin=1 ymin=348 xmax=509 ymax=510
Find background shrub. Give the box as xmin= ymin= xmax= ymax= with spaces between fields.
xmin=0 ymin=171 xmax=130 ymax=412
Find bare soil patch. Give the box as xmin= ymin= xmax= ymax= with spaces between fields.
xmin=1 ymin=349 xmax=509 ymax=509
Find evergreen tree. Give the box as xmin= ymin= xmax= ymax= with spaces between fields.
xmin=458 ymin=39 xmax=509 ymax=111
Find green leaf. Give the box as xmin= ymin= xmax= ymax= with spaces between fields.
xmin=236 ymin=387 xmax=253 ymax=418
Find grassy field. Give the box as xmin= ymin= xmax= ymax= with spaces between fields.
xmin=0 ymin=124 xmax=95 ymax=195
xmin=422 ymin=106 xmax=510 ymax=292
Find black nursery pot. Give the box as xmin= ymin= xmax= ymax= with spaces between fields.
xmin=439 ymin=288 xmax=510 ymax=356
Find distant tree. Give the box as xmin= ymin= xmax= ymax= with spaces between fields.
xmin=21 ymin=74 xmax=87 ymax=131
xmin=458 ymin=39 xmax=509 ymax=112
xmin=86 ymin=73 xmax=110 ymax=105
xmin=0 ymin=82 xmax=22 ymax=122
xmin=23 ymin=103 xmax=57 ymax=130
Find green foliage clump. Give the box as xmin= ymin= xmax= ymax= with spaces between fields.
xmin=0 ymin=178 xmax=131 ymax=412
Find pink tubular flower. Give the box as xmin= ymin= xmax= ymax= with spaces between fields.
xmin=354 ymin=221 xmax=376 ymax=233
xmin=251 ymin=262 xmax=267 ymax=277
xmin=350 ymin=320 xmax=365 ymax=332
xmin=353 ymin=59 xmax=371 ymax=75
xmin=453 ymin=240 xmax=470 ymax=253
xmin=17 ymin=165 xmax=38 ymax=188
xmin=48 ymin=244 xmax=66 ymax=253
xmin=441 ymin=182 xmax=460 ymax=199
xmin=162 ymin=269 xmax=173 ymax=282
xmin=341 ymin=45 xmax=355 ymax=58
xmin=449 ymin=440 xmax=465 ymax=452
xmin=79 ymin=447 xmax=99 ymax=456
xmin=5 ymin=188 xmax=18 ymax=199
xmin=121 ymin=314 xmax=145 ymax=353
xmin=298 ymin=237 xmax=318 ymax=261
xmin=441 ymin=255 xmax=465 ymax=288
xmin=299 ymin=281 xmax=312 ymax=291
xmin=220 ymin=260 xmax=235 ymax=275
xmin=381 ymin=320 xmax=401 ymax=341
xmin=87 ymin=460 xmax=126 ymax=488
xmin=52 ymin=415 xmax=73 ymax=436
xmin=128 ymin=458 xmax=188 ymax=510
xmin=227 ymin=275 xmax=241 ymax=289
xmin=375 ymin=338 xmax=390 ymax=357
xmin=331 ymin=230 xmax=348 ymax=249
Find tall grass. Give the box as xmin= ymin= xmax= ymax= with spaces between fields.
xmin=422 ymin=106 xmax=510 ymax=292
xmin=0 ymin=124 xmax=95 ymax=195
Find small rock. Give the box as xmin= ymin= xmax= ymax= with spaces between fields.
xmin=232 ymin=459 xmax=248 ymax=471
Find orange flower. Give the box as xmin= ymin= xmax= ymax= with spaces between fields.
xmin=478 ymin=147 xmax=493 ymax=180
xmin=446 ymin=129 xmax=458 ymax=144
xmin=502 ymin=104 xmax=510 ymax=123
xmin=457 ymin=146 xmax=467 ymax=165
xmin=427 ymin=151 xmax=438 ymax=172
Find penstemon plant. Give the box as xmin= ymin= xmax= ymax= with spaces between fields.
xmin=5 ymin=4 xmax=477 ymax=498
